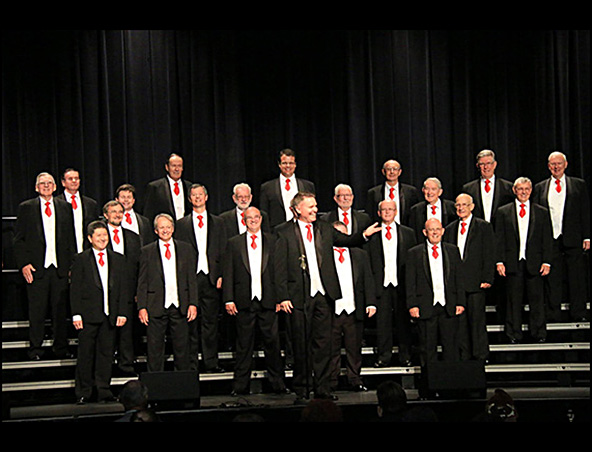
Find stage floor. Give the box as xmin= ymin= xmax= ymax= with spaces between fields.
xmin=5 ymin=386 xmax=589 ymax=422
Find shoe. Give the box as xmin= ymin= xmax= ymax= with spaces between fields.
xmin=230 ymin=390 xmax=249 ymax=397
xmin=100 ymin=396 xmax=117 ymax=403
xmin=205 ymin=366 xmax=226 ymax=373
xmin=351 ymin=384 xmax=368 ymax=392
xmin=55 ymin=351 xmax=74 ymax=359
xmin=76 ymin=397 xmax=89 ymax=405
xmin=400 ymin=359 xmax=413 ymax=367
xmin=293 ymin=396 xmax=309 ymax=405
xmin=537 ymin=337 xmax=546 ymax=343
xmin=274 ymin=387 xmax=291 ymax=395
xmin=374 ymin=360 xmax=390 ymax=368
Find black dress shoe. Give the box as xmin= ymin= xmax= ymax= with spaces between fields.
xmin=374 ymin=360 xmax=390 ymax=368
xmin=76 ymin=397 xmax=89 ymax=405
xmin=205 ymin=366 xmax=226 ymax=373
xmin=293 ymin=396 xmax=309 ymax=405
xmin=351 ymin=384 xmax=368 ymax=392
xmin=230 ymin=390 xmax=249 ymax=397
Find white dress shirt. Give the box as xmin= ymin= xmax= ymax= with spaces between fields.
xmin=280 ymin=174 xmax=298 ymax=222
xmin=333 ymin=247 xmax=355 ymax=315
xmin=384 ymin=183 xmax=401 ymax=224
xmin=427 ymin=242 xmax=446 ymax=306
xmin=121 ymin=208 xmax=140 ymax=236
xmin=456 ymin=214 xmax=473 ymax=260
xmin=108 ymin=223 xmax=125 ymax=255
xmin=338 ymin=207 xmax=353 ymax=235
xmin=547 ymin=175 xmax=566 ymax=239
xmin=159 ymin=239 xmax=179 ymax=308
xmin=64 ymin=191 xmax=84 ymax=253
xmin=297 ymin=220 xmax=325 ymax=297
xmin=247 ymin=231 xmax=263 ymax=301
xmin=481 ymin=176 xmax=495 ymax=223
xmin=381 ymin=222 xmax=398 ymax=288
xmin=167 ymin=175 xmax=185 ymax=220
xmin=193 ymin=211 xmax=209 ymax=275
xmin=516 ymin=199 xmax=530 ymax=261
xmin=236 ymin=207 xmax=247 ymax=235
xmin=40 ymin=197 xmax=58 ymax=269
xmin=426 ymin=199 xmax=442 ymax=223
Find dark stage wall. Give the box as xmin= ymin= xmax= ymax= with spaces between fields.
xmin=2 ymin=29 xmax=590 ymax=218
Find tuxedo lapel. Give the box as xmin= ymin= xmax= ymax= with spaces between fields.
xmin=261 ymin=234 xmax=270 ymax=274
xmin=239 ymin=235 xmax=250 ymax=275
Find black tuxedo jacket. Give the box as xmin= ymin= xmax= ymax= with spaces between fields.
xmin=173 ymin=212 xmax=227 ymax=286
xmin=142 ymin=177 xmax=193 ymax=223
xmin=533 ymin=175 xmax=590 ymax=248
xmin=364 ymin=222 xmax=417 ymax=298
xmin=320 ymin=208 xmax=372 ymax=234
xmin=408 ymin=199 xmax=457 ymax=242
xmin=13 ymin=196 xmax=76 ymax=278
xmin=461 ymin=177 xmax=514 ymax=223
xmin=259 ymin=177 xmax=316 ymax=228
xmin=273 ymin=219 xmax=367 ymax=309
xmin=133 ymin=211 xmax=156 ymax=246
xmin=222 ymin=232 xmax=277 ymax=310
xmin=219 ymin=208 xmax=271 ymax=239
xmin=70 ymin=248 xmax=130 ymax=325
xmin=406 ymin=241 xmax=466 ymax=319
xmin=494 ymin=202 xmax=553 ymax=276
xmin=444 ymin=217 xmax=495 ymax=293
xmin=136 ymin=239 xmax=198 ymax=317
xmin=62 ymin=192 xmax=100 ymax=251
xmin=340 ymin=247 xmax=377 ymax=321
xmin=365 ymin=182 xmax=421 ymax=225
xmin=107 ymin=228 xmax=142 ymax=297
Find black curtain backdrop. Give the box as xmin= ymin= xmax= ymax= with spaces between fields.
xmin=2 ymin=29 xmax=590 ymax=219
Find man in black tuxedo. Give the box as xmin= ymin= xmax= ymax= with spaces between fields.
xmin=259 ymin=148 xmax=316 ymax=228
xmin=365 ymin=159 xmax=421 ymax=226
xmin=219 ymin=182 xmax=270 ymax=238
xmin=222 ymin=207 xmax=288 ymax=395
xmin=329 ymin=221 xmax=376 ymax=392
xmin=365 ymin=199 xmax=417 ymax=367
xmin=461 ymin=149 xmax=514 ymax=224
xmin=444 ymin=194 xmax=495 ymax=361
xmin=274 ymin=191 xmax=381 ymax=403
xmin=409 ymin=177 xmax=457 ymax=243
xmin=320 ymin=183 xmax=372 ymax=235
xmin=137 ymin=213 xmax=198 ymax=372
xmin=70 ymin=220 xmax=129 ymax=404
xmin=495 ymin=177 xmax=553 ymax=343
xmin=61 ymin=168 xmax=100 ymax=253
xmin=115 ymin=183 xmax=156 ymax=246
xmin=174 ymin=183 xmax=227 ymax=373
xmin=13 ymin=172 xmax=76 ymax=360
xmin=103 ymin=200 xmax=142 ymax=375
xmin=142 ymin=153 xmax=193 ymax=223
xmin=406 ymin=218 xmax=466 ymax=365
xmin=533 ymin=151 xmax=590 ymax=321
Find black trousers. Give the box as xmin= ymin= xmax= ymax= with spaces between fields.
xmin=330 ymin=311 xmax=363 ymax=387
xmin=75 ymin=316 xmax=116 ymax=400
xmin=289 ymin=292 xmax=333 ymax=398
xmin=192 ymin=272 xmax=221 ymax=370
xmin=458 ymin=291 xmax=489 ymax=361
xmin=375 ymin=284 xmax=412 ymax=364
xmin=546 ymin=236 xmax=588 ymax=321
xmin=505 ymin=259 xmax=546 ymax=341
xmin=416 ymin=304 xmax=459 ymax=366
xmin=146 ymin=306 xmax=191 ymax=372
xmin=232 ymin=299 xmax=285 ymax=393
xmin=26 ymin=265 xmax=69 ymax=358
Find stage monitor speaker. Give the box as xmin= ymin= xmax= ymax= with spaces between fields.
xmin=425 ymin=360 xmax=486 ymax=392
xmin=140 ymin=370 xmax=200 ymax=406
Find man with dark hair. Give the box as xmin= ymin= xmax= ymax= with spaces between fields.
xmin=142 ymin=153 xmax=193 ymax=223
xmin=116 ymin=380 xmax=149 ymax=422
xmin=61 ymin=167 xmax=100 ymax=253
xmin=13 ymin=172 xmax=76 ymax=360
xmin=70 ymin=220 xmax=129 ymax=404
xmin=115 ymin=183 xmax=155 ymax=246
xmin=174 ymin=184 xmax=227 ymax=373
xmin=259 ymin=148 xmax=315 ymax=228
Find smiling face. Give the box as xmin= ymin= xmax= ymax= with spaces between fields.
xmin=382 ymin=160 xmax=401 ymax=185
xmin=378 ymin=200 xmax=397 ymax=224
xmin=422 ymin=179 xmax=443 ymax=205
xmin=244 ymin=207 xmax=262 ymax=234
xmin=189 ymin=185 xmax=208 ymax=211
xmin=334 ymin=186 xmax=354 ymax=210
xmin=104 ymin=203 xmax=124 ymax=227
xmin=233 ymin=185 xmax=252 ymax=211
xmin=513 ymin=181 xmax=532 ymax=204
xmin=88 ymin=226 xmax=110 ymax=251
xmin=116 ymin=189 xmax=136 ymax=211
xmin=455 ymin=194 xmax=474 ymax=221
xmin=423 ymin=218 xmax=445 ymax=245
xmin=154 ymin=215 xmax=175 ymax=242
xmin=35 ymin=173 xmax=56 ymax=200
xmin=278 ymin=154 xmax=297 ymax=178
xmin=477 ymin=154 xmax=497 ymax=179
xmin=61 ymin=170 xmax=81 ymax=194
xmin=295 ymin=196 xmax=318 ymax=223
xmin=548 ymin=153 xmax=568 ymax=179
